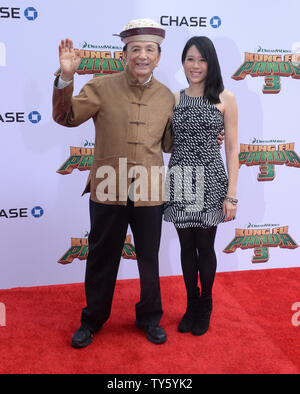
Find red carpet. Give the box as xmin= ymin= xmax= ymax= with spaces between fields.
xmin=0 ymin=268 xmax=299 ymax=374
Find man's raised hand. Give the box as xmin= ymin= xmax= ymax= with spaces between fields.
xmin=59 ymin=38 xmax=82 ymax=82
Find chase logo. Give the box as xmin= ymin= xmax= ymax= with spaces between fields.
xmin=24 ymin=7 xmax=38 ymax=21
xmin=28 ymin=111 xmax=41 ymax=123
xmin=210 ymin=16 xmax=222 ymax=29
xmin=31 ymin=206 xmax=44 ymax=218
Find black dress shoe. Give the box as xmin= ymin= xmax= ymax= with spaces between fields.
xmin=71 ymin=325 xmax=94 ymax=348
xmin=135 ymin=321 xmax=167 ymax=344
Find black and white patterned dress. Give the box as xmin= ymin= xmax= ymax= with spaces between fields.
xmin=164 ymin=90 xmax=228 ymax=229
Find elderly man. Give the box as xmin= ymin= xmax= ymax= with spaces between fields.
xmin=53 ymin=19 xmax=175 ymax=348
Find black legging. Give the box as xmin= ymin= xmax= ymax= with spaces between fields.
xmin=176 ymin=226 xmax=217 ymax=301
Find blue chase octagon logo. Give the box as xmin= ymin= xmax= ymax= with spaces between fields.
xmin=31 ymin=206 xmax=44 ymax=218
xmin=28 ymin=111 xmax=41 ymax=124
xmin=210 ymin=16 xmax=222 ymax=29
xmin=24 ymin=7 xmax=38 ymax=21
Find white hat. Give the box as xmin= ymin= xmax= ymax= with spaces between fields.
xmin=115 ymin=18 xmax=165 ymax=45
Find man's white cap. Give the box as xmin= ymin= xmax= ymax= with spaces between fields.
xmin=115 ymin=18 xmax=165 ymax=45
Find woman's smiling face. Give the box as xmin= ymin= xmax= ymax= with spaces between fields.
xmin=183 ymin=45 xmax=208 ymax=85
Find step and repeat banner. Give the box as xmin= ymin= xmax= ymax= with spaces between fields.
xmin=1 ymin=0 xmax=299 ymax=289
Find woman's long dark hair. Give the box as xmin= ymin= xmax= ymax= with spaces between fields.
xmin=181 ymin=36 xmax=224 ymax=104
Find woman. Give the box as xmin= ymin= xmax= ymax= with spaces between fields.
xmin=164 ymin=36 xmax=239 ymax=336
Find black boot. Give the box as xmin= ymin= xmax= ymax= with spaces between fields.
xmin=192 ymin=296 xmax=213 ymax=336
xmin=178 ymin=305 xmax=195 ymax=333
xmin=178 ymin=289 xmax=200 ymax=333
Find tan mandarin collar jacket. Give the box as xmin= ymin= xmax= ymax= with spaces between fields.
xmin=52 ymin=67 xmax=175 ymax=206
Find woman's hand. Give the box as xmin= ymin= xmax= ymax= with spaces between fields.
xmin=217 ymin=131 xmax=225 ymax=149
xmin=223 ymin=198 xmax=237 ymax=221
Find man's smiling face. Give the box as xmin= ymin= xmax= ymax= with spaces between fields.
xmin=124 ymin=41 xmax=161 ymax=83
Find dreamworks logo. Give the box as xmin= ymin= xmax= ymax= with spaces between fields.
xmin=0 ymin=42 xmax=5 ymax=67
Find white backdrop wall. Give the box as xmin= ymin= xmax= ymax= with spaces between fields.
xmin=0 ymin=0 xmax=299 ymax=289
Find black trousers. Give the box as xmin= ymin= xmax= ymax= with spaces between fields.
xmin=81 ymin=199 xmax=164 ymax=332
